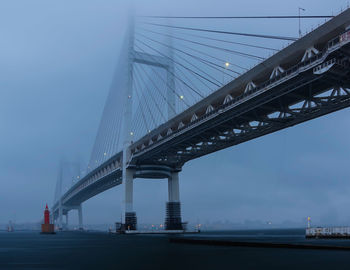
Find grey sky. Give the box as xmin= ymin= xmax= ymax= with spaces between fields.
xmin=1 ymin=0 xmax=350 ymax=227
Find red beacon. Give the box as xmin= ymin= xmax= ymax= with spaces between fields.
xmin=44 ymin=204 xmax=50 ymax=224
xmin=41 ymin=204 xmax=55 ymax=234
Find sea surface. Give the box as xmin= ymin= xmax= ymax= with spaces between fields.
xmin=1 ymin=229 xmax=350 ymax=269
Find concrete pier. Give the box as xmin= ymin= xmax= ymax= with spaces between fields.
xmin=166 ymin=172 xmax=183 ymax=230
xmin=124 ymin=169 xmax=137 ymax=230
xmin=78 ymin=204 xmax=83 ymax=230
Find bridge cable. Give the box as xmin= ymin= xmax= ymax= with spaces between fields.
xmin=136 ymin=33 xmax=228 ymax=83
xmin=139 ymin=28 xmax=249 ymax=71
xmin=137 ymin=32 xmax=238 ymax=78
xmin=135 ymin=40 xmax=205 ymax=98
xmin=142 ymin=22 xmax=298 ymax=41
xmin=132 ymin=70 xmax=156 ymax=136
xmin=133 ymin=70 xmax=158 ymax=128
xmin=134 ymin=65 xmax=168 ymax=123
xmin=138 ymin=29 xmax=265 ymax=61
xmin=133 ymin=67 xmax=166 ymax=137
xmin=102 ymin=97 xmax=123 ymax=161
xmin=133 ymin=81 xmax=151 ymax=133
xmin=97 ymin=97 xmax=121 ymax=164
xmin=178 ymin=42 xmax=247 ymax=72
xmin=134 ymin=60 xmax=177 ymax=116
xmin=140 ymin=27 xmax=278 ymax=52
xmin=134 ymin=48 xmax=192 ymax=109
xmin=133 ymin=43 xmax=192 ymax=107
xmin=136 ymin=37 xmax=219 ymax=90
xmin=133 ymin=71 xmax=160 ymax=131
xmin=136 ymin=38 xmax=221 ymax=88
xmin=140 ymin=15 xmax=334 ymax=19
xmin=89 ymin=84 xmax=118 ymax=169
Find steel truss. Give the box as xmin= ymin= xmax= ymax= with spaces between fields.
xmin=139 ymin=56 xmax=350 ymax=167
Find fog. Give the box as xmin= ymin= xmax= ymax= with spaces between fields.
xmin=1 ymin=0 xmax=350 ymax=228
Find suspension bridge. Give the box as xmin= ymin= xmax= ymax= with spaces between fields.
xmin=52 ymin=8 xmax=350 ymax=231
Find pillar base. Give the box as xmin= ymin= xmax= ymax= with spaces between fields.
xmin=165 ymin=202 xmax=183 ymax=230
xmin=125 ymin=212 xmax=137 ymax=230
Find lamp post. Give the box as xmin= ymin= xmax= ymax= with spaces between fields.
xmin=299 ymin=7 xmax=306 ymax=38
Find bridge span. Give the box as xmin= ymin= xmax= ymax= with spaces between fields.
xmin=52 ymin=9 xmax=350 ymax=231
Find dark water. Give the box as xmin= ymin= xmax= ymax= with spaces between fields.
xmin=1 ymin=229 xmax=350 ymax=269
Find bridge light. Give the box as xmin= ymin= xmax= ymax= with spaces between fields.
xmin=148 ymin=130 xmax=151 ymax=133
xmin=104 ymin=152 xmax=107 ymax=156
xmin=77 ymin=176 xmax=80 ymax=179
xmin=128 ymin=95 xmax=132 ymax=99
xmin=180 ymin=95 xmax=184 ymax=100
xmin=225 ymin=62 xmax=230 ymax=68
xmin=130 ymin=131 xmax=134 ymax=136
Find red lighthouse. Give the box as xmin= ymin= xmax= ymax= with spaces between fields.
xmin=41 ymin=204 xmax=55 ymax=234
xmin=44 ymin=204 xmax=50 ymax=224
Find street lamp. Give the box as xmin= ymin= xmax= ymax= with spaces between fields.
xmin=299 ymin=7 xmax=306 ymax=37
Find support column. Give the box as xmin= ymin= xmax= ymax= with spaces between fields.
xmin=78 ymin=205 xmax=83 ymax=230
xmin=124 ymin=169 xmax=136 ymax=230
xmin=58 ymin=207 xmax=63 ymax=230
xmin=120 ymin=8 xmax=136 ymax=232
xmin=165 ymin=172 xmax=183 ymax=230
xmin=65 ymin=212 xmax=69 ymax=229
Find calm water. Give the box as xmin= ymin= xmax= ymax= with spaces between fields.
xmin=1 ymin=229 xmax=350 ymax=269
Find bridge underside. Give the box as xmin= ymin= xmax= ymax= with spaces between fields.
xmin=135 ymin=46 xmax=350 ymax=167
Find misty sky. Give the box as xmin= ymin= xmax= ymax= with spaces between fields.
xmin=1 ymin=0 xmax=350 ymax=227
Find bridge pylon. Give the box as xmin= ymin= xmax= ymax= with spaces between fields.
xmin=120 ymin=12 xmax=178 ymax=230
xmin=166 ymin=172 xmax=183 ymax=230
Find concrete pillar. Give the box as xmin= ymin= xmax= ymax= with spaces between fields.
xmin=78 ymin=205 xmax=83 ymax=230
xmin=165 ymin=172 xmax=183 ymax=230
xmin=58 ymin=207 xmax=63 ymax=230
xmin=120 ymin=13 xmax=136 ymax=232
xmin=168 ymin=172 xmax=180 ymax=202
xmin=65 ymin=212 xmax=69 ymax=229
xmin=124 ymin=169 xmax=136 ymax=230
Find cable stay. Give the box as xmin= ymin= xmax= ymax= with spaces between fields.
xmin=175 ymin=32 xmax=280 ymax=52
xmin=133 ymin=82 xmax=151 ymax=135
xmin=141 ymin=27 xmax=278 ymax=52
xmin=135 ymin=40 xmax=205 ymax=98
xmin=133 ymin=72 xmax=158 ymax=128
xmin=138 ymin=28 xmax=265 ymax=61
xmin=137 ymin=38 xmax=223 ymax=88
xmin=139 ymin=28 xmax=249 ymax=71
xmin=134 ymin=65 xmax=168 ymax=122
xmin=133 ymin=43 xmax=191 ymax=108
xmin=136 ymin=32 xmax=236 ymax=77
xmin=143 ymin=23 xmax=298 ymax=41
xmin=133 ymin=69 xmax=163 ymax=129
xmin=135 ymin=61 xmax=177 ymax=116
xmin=136 ymin=32 xmax=238 ymax=78
xmin=140 ymin=15 xmax=334 ymax=19
xmin=179 ymin=42 xmax=247 ymax=72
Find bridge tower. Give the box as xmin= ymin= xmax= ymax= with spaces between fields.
xmin=53 ymin=161 xmax=84 ymax=231
xmin=121 ymin=13 xmax=181 ymax=231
